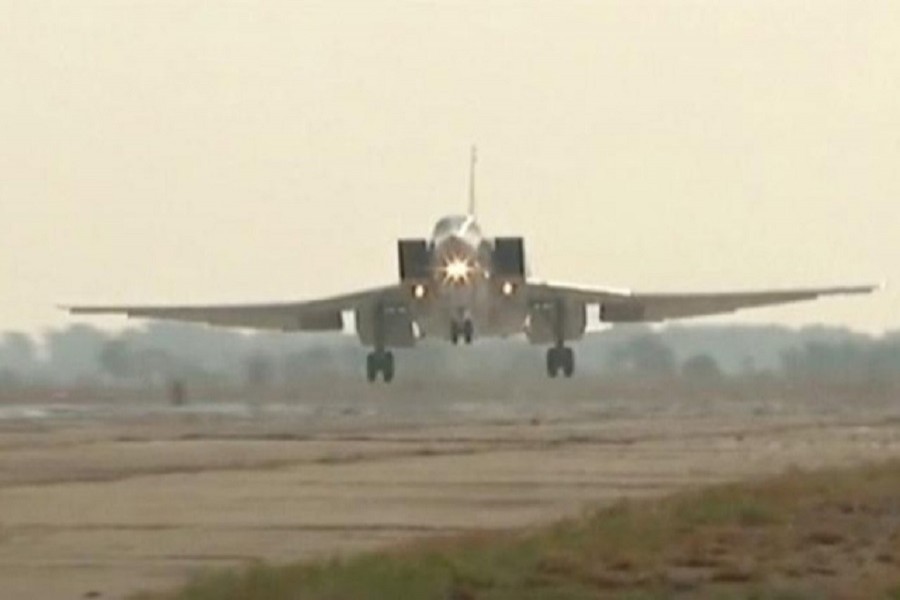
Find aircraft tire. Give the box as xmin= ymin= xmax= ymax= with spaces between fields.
xmin=383 ymin=352 xmax=395 ymax=383
xmin=561 ymin=347 xmax=575 ymax=378
xmin=366 ymin=353 xmax=378 ymax=382
xmin=463 ymin=320 xmax=474 ymax=344
xmin=546 ymin=348 xmax=559 ymax=378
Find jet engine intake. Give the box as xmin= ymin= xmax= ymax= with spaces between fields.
xmin=493 ymin=237 xmax=525 ymax=277
xmin=398 ymin=239 xmax=431 ymax=281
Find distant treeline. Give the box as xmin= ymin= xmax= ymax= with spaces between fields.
xmin=1 ymin=322 xmax=898 ymax=391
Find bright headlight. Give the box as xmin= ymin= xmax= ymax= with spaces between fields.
xmin=444 ymin=258 xmax=471 ymax=281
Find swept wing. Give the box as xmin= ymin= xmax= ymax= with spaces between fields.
xmin=525 ymin=282 xmax=878 ymax=322
xmin=66 ymin=285 xmax=403 ymax=331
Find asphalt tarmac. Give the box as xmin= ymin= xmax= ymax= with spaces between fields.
xmin=1 ymin=391 xmax=898 ymax=600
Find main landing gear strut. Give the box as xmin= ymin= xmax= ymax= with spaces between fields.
xmin=545 ymin=298 xmax=575 ymax=378
xmin=366 ymin=302 xmax=395 ymax=383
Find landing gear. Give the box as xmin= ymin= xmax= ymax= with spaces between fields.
xmin=546 ymin=345 xmax=575 ymax=378
xmin=365 ymin=301 xmax=396 ymax=383
xmin=450 ymin=320 xmax=474 ymax=345
xmin=543 ymin=298 xmax=575 ymax=379
xmin=366 ymin=351 xmax=394 ymax=383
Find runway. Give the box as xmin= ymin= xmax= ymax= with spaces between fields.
xmin=1 ymin=393 xmax=898 ymax=599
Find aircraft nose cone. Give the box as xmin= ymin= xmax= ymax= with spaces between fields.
xmin=436 ymin=234 xmax=466 ymax=253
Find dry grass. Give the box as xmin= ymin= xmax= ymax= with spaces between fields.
xmin=135 ymin=459 xmax=900 ymax=600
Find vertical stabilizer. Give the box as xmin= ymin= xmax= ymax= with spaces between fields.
xmin=467 ymin=145 xmax=477 ymax=217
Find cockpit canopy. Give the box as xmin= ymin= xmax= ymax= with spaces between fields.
xmin=431 ymin=215 xmax=482 ymax=246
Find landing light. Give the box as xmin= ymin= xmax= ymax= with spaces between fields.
xmin=445 ymin=259 xmax=471 ymax=281
xmin=501 ymin=281 xmax=516 ymax=296
xmin=413 ymin=284 xmax=427 ymax=299
xmin=441 ymin=256 xmax=474 ymax=285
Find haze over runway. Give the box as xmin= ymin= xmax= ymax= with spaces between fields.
xmin=1 ymin=1 xmax=897 ymax=334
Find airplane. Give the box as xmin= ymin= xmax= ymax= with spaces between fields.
xmin=68 ymin=148 xmax=878 ymax=382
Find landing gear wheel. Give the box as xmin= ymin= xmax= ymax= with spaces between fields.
xmin=462 ymin=320 xmax=474 ymax=344
xmin=366 ymin=351 xmax=395 ymax=383
xmin=546 ymin=346 xmax=575 ymax=379
xmin=382 ymin=351 xmax=395 ymax=383
xmin=546 ymin=348 xmax=559 ymax=378
xmin=451 ymin=321 xmax=473 ymax=345
xmin=366 ymin=353 xmax=378 ymax=382
xmin=561 ymin=347 xmax=574 ymax=378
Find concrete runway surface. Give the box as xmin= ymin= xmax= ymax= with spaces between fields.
xmin=1 ymin=392 xmax=898 ymax=600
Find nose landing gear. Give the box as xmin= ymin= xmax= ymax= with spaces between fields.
xmin=546 ymin=345 xmax=575 ymax=378
xmin=450 ymin=320 xmax=474 ymax=345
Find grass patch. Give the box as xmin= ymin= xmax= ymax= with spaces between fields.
xmin=136 ymin=460 xmax=900 ymax=600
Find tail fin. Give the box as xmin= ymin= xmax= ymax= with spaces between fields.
xmin=467 ymin=145 xmax=477 ymax=217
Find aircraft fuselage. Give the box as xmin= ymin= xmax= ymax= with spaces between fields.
xmin=409 ymin=215 xmax=528 ymax=343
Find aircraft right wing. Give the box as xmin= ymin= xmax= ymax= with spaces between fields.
xmin=525 ymin=282 xmax=880 ymax=322
xmin=65 ymin=285 xmax=405 ymax=331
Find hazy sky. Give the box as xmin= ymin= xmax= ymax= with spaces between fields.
xmin=1 ymin=1 xmax=897 ymax=335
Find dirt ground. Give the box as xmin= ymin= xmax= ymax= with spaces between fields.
xmin=1 ymin=391 xmax=898 ymax=600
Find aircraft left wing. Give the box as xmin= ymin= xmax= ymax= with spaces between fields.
xmin=66 ymin=285 xmax=404 ymax=331
xmin=526 ymin=282 xmax=879 ymax=322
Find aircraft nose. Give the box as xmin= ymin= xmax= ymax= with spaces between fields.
xmin=435 ymin=237 xmax=478 ymax=285
xmin=436 ymin=232 xmax=463 ymax=250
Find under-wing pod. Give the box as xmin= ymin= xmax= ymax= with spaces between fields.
xmin=525 ymin=298 xmax=587 ymax=344
xmin=356 ymin=303 xmax=416 ymax=348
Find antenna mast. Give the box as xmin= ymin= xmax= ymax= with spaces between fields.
xmin=467 ymin=145 xmax=477 ymax=217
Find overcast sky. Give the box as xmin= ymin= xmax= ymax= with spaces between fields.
xmin=1 ymin=1 xmax=897 ymax=335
